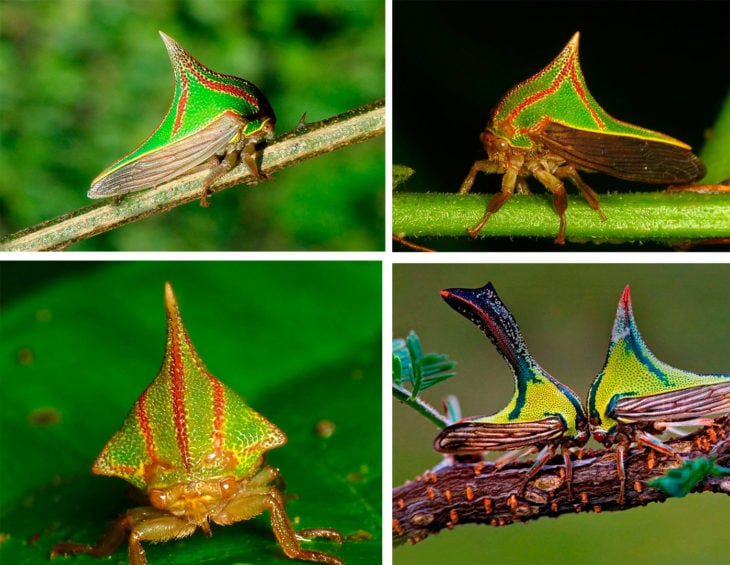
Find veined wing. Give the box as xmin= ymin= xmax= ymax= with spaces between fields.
xmin=614 ymin=381 xmax=730 ymax=423
xmin=88 ymin=112 xmax=244 ymax=198
xmin=433 ymin=416 xmax=564 ymax=453
xmin=530 ymin=120 xmax=706 ymax=184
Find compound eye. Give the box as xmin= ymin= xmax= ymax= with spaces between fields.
xmin=494 ymin=137 xmax=509 ymax=151
xmin=220 ymin=477 xmax=238 ymax=497
xmin=149 ymin=489 xmax=167 ymax=509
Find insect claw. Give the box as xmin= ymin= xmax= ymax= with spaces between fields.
xmin=466 ymin=214 xmax=490 ymax=238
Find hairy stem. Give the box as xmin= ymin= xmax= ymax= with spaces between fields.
xmin=392 ymin=191 xmax=730 ymax=243
xmin=1 ymin=100 xmax=384 ymax=251
xmin=393 ymin=417 xmax=729 ymax=545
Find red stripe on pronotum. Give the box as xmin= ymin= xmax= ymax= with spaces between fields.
xmin=136 ymin=389 xmax=157 ymax=463
xmin=172 ymin=61 xmax=189 ymax=136
xmin=568 ymin=56 xmax=604 ymax=129
xmin=502 ymin=54 xmax=570 ymax=130
xmin=169 ymin=322 xmax=192 ymax=474
xmin=188 ymin=61 xmax=260 ymax=109
xmin=209 ymin=373 xmax=226 ymax=451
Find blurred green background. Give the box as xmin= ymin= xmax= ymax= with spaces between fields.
xmin=393 ymin=264 xmax=729 ymax=564
xmin=0 ymin=261 xmax=381 ymax=563
xmin=0 ymin=0 xmax=385 ymax=250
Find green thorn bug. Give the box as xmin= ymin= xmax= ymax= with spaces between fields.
xmin=50 ymin=282 xmax=342 ymax=565
xmin=433 ymin=282 xmax=589 ymax=499
xmin=587 ymin=285 xmax=730 ymax=504
xmin=459 ymin=32 xmax=706 ymax=244
xmin=88 ymin=32 xmax=276 ymax=207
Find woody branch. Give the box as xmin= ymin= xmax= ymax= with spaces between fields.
xmin=0 ymin=99 xmax=384 ymax=251
xmin=393 ymin=417 xmax=729 ymax=545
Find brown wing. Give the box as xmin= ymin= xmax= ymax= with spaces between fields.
xmin=88 ymin=113 xmax=243 ymax=198
xmin=614 ymin=381 xmax=730 ymax=423
xmin=433 ymin=416 xmax=564 ymax=454
xmin=530 ymin=120 xmax=705 ymax=184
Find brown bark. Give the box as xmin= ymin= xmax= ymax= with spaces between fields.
xmin=393 ymin=417 xmax=730 ymax=545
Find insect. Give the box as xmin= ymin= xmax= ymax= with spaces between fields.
xmin=50 ymin=282 xmax=342 ymax=565
xmin=88 ymin=31 xmax=276 ymax=207
xmin=587 ymin=285 xmax=730 ymax=504
xmin=459 ymin=32 xmax=706 ymax=244
xmin=433 ymin=282 xmax=589 ymax=498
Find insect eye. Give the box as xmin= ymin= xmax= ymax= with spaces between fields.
xmin=220 ymin=477 xmax=238 ymax=497
xmin=149 ymin=489 xmax=167 ymax=509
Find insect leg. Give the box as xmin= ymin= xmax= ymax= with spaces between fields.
xmin=240 ymin=139 xmax=269 ymax=182
xmin=635 ymin=430 xmax=684 ymax=463
xmin=213 ymin=466 xmax=342 ymax=565
xmin=263 ymin=487 xmax=343 ymax=564
xmin=531 ymin=168 xmax=568 ymax=244
xmin=200 ymin=150 xmax=239 ymax=207
xmin=561 ymin=447 xmax=576 ymax=500
xmin=494 ymin=446 xmax=538 ymax=469
xmin=50 ymin=506 xmax=186 ymax=565
xmin=558 ymin=164 xmax=607 ymax=221
xmin=517 ymin=443 xmax=559 ymax=497
xmin=458 ymin=159 xmax=502 ymax=194
xmin=466 ymin=166 xmax=519 ymax=238
xmin=125 ymin=512 xmax=196 ymax=565
xmin=616 ymin=443 xmax=627 ymax=505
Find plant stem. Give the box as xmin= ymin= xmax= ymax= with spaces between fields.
xmin=1 ymin=100 xmax=384 ymax=251
xmin=393 ymin=417 xmax=730 ymax=545
xmin=393 ymin=191 xmax=730 ymax=243
xmin=392 ymin=384 xmax=449 ymax=429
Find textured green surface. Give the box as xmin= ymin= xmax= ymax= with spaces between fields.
xmin=0 ymin=261 xmax=382 ymax=564
xmin=95 ymin=32 xmax=272 ymax=182
xmin=394 ymin=264 xmax=730 ymax=565
xmin=393 ymin=191 xmax=730 ymax=243
xmin=588 ymin=287 xmax=730 ymax=435
xmin=0 ymin=1 xmax=385 ymax=250
xmin=491 ymin=33 xmax=682 ymax=148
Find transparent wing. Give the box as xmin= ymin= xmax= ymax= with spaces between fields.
xmin=614 ymin=381 xmax=730 ymax=422
xmin=433 ymin=416 xmax=564 ymax=453
xmin=88 ymin=113 xmax=243 ymax=198
xmin=530 ymin=120 xmax=706 ymax=184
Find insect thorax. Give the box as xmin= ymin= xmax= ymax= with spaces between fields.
xmin=481 ymin=130 xmax=566 ymax=178
xmin=148 ymin=476 xmax=240 ymax=524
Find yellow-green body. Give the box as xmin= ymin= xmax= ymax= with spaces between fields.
xmin=94 ymin=282 xmax=285 ymax=492
xmin=490 ymin=32 xmax=690 ymax=150
xmin=588 ymin=285 xmax=730 ymax=440
xmin=434 ymin=283 xmax=587 ymax=457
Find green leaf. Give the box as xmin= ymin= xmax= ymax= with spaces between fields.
xmin=649 ymin=457 xmax=730 ymax=498
xmin=392 ymin=331 xmax=456 ymax=395
xmin=0 ymin=262 xmax=381 ymax=564
xmin=392 ymin=165 xmax=415 ymax=189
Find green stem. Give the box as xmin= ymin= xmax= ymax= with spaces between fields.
xmin=393 ymin=191 xmax=730 ymax=243
xmin=392 ymin=384 xmax=449 ymax=430
xmin=0 ymin=100 xmax=384 ymax=251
